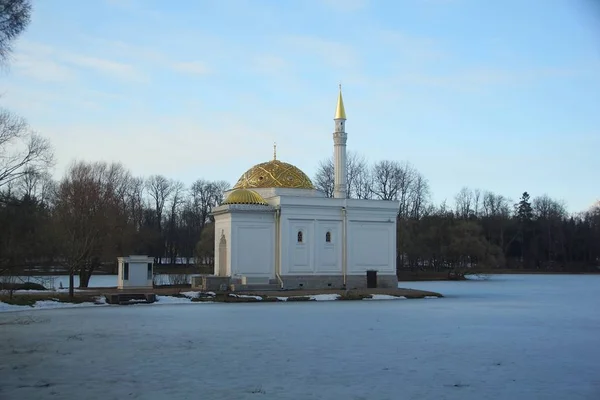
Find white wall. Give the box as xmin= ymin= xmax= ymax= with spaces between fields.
xmin=279 ymin=197 xmax=397 ymax=276
xmin=118 ymin=259 xmax=153 ymax=289
xmin=347 ymin=221 xmax=395 ymax=274
xmin=228 ymin=210 xmax=275 ymax=280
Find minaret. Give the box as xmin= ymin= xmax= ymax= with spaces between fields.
xmin=333 ymin=84 xmax=347 ymax=199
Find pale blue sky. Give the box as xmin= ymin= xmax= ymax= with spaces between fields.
xmin=2 ymin=0 xmax=599 ymax=212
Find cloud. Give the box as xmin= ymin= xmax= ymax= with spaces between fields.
xmin=87 ymin=39 xmax=213 ymax=77
xmin=9 ymin=41 xmax=76 ymax=83
xmin=62 ymin=54 xmax=144 ymax=82
xmin=170 ymin=61 xmax=211 ymax=75
xmin=251 ymin=55 xmax=289 ymax=75
xmin=378 ymin=30 xmax=448 ymax=63
xmin=390 ymin=65 xmax=594 ymax=91
xmin=9 ymin=40 xmax=146 ymax=84
xmin=37 ymin=113 xmax=296 ymax=184
xmin=282 ymin=35 xmax=358 ymax=69
xmin=319 ymin=0 xmax=369 ymax=11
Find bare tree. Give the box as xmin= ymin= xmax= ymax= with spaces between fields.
xmin=166 ymin=180 xmax=186 ymax=264
xmin=482 ymin=191 xmax=511 ymax=218
xmin=0 ymin=0 xmax=32 ymax=65
xmin=0 ymin=110 xmax=54 ymax=188
xmin=354 ymin=165 xmax=373 ymax=199
xmin=313 ymin=158 xmax=334 ymax=197
xmin=454 ymin=187 xmax=474 ymax=219
xmin=346 ymin=152 xmax=369 ymax=199
xmin=16 ymin=165 xmax=51 ymax=201
xmin=395 ymin=162 xmax=417 ymax=218
xmin=371 ymin=160 xmax=401 ymax=201
xmin=313 ymin=151 xmax=370 ymax=199
xmin=145 ymin=175 xmax=173 ymax=233
xmin=407 ymin=172 xmax=430 ymax=219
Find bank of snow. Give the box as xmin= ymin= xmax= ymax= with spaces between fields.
xmin=0 ymin=297 xmax=108 ymax=313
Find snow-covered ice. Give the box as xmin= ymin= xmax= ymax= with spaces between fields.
xmin=0 ymin=297 xmax=107 ymax=313
xmin=1 ymin=274 xmax=599 ymax=400
xmin=366 ymin=294 xmax=407 ymax=300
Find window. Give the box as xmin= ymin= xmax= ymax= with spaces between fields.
xmin=147 ymin=263 xmax=152 ymax=280
xmin=325 ymin=231 xmax=331 ymax=243
xmin=297 ymin=231 xmax=303 ymax=243
xmin=123 ymin=262 xmax=129 ymax=280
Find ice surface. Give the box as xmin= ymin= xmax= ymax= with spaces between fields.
xmin=1 ymin=275 xmax=599 ymax=400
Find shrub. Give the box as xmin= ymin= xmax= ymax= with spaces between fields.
xmin=338 ymin=292 xmax=372 ymax=301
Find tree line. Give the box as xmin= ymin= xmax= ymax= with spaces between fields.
xmin=314 ymin=152 xmax=600 ymax=273
xmin=0 ymin=161 xmax=228 ymax=286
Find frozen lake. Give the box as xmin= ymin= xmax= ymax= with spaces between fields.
xmin=1 ymin=274 xmax=599 ymax=400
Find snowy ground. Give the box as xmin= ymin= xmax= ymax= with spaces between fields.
xmin=1 ymin=275 xmax=599 ymax=400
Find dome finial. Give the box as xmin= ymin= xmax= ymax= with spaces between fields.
xmin=335 ymin=84 xmax=346 ymax=119
xmin=273 ymin=141 xmax=277 ymax=160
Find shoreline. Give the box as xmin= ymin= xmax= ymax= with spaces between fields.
xmin=0 ymin=287 xmax=443 ymax=310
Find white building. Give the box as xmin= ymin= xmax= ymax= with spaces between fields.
xmin=117 ymin=255 xmax=154 ymax=289
xmin=211 ymin=87 xmax=399 ymax=289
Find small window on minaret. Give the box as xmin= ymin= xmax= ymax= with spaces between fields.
xmin=325 ymin=232 xmax=332 ymax=243
xmin=297 ymin=231 xmax=303 ymax=243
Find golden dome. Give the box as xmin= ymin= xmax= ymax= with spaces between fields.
xmin=223 ymin=189 xmax=268 ymax=206
xmin=233 ymin=160 xmax=314 ymax=190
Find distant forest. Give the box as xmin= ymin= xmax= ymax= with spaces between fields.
xmin=314 ymin=153 xmax=600 ymax=274
xmin=1 ymin=150 xmax=599 ymax=287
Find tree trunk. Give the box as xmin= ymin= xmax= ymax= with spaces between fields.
xmin=69 ymin=271 xmax=75 ymax=299
xmin=79 ymin=269 xmax=91 ymax=288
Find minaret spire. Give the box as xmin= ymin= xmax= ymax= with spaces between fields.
xmin=333 ymin=85 xmax=348 ymax=199
xmin=335 ymin=83 xmax=346 ymax=119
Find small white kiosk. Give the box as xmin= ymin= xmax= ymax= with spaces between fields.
xmin=117 ymin=255 xmax=154 ymax=289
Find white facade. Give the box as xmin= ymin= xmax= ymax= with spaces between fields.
xmin=212 ymin=193 xmax=398 ymax=289
xmin=117 ymin=255 xmax=154 ymax=289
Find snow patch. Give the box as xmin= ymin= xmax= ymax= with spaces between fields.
xmin=0 ymin=297 xmax=108 ymax=313
xmin=155 ymin=296 xmax=193 ymax=304
xmin=309 ymin=294 xmax=340 ymax=301
xmin=180 ymin=291 xmax=201 ymax=299
xmin=365 ymin=294 xmax=408 ymax=300
xmin=230 ymin=294 xmax=262 ymax=300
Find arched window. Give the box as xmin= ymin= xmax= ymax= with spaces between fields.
xmin=325 ymin=231 xmax=331 ymax=243
xmin=297 ymin=231 xmax=303 ymax=243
